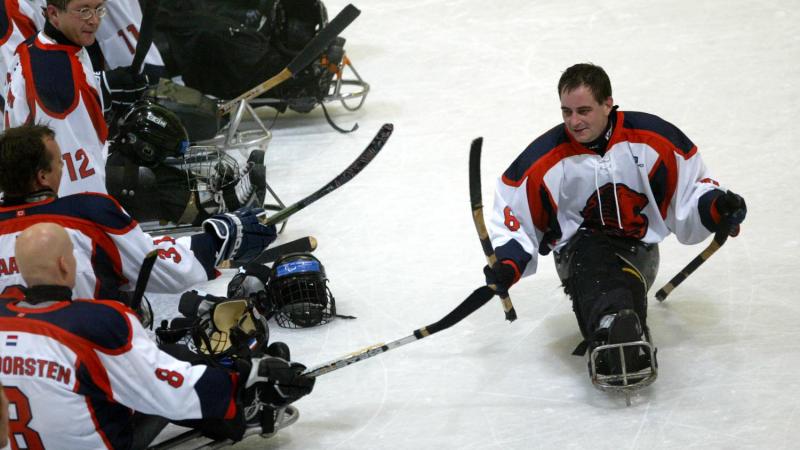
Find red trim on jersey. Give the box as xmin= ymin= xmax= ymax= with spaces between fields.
xmin=710 ymin=196 xmax=722 ymax=224
xmin=19 ymin=37 xmax=81 ymax=119
xmin=519 ymin=143 xmax=584 ymax=232
xmin=500 ymin=141 xmax=595 ymax=188
xmin=20 ymin=36 xmax=108 ymax=143
xmin=84 ymin=395 xmax=114 ymax=449
xmin=0 ymin=316 xmax=115 ymax=400
xmin=0 ymin=215 xmax=127 ymax=289
xmin=0 ymin=0 xmax=36 ymax=45
xmin=6 ymin=300 xmax=70 ymax=314
xmin=0 ymin=194 xmax=55 ymax=212
xmin=500 ymin=259 xmax=521 ymax=285
xmin=3 ymin=299 xmax=135 ymax=354
xmin=624 ymin=131 xmax=680 ymax=220
xmin=224 ymin=372 xmax=239 ymax=420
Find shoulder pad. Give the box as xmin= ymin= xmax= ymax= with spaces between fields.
xmin=622 ymin=111 xmax=696 ymax=156
xmin=502 ymin=123 xmax=571 ymax=184
xmin=25 ymin=42 xmax=78 ymax=114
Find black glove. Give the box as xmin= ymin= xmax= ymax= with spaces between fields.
xmin=483 ymin=260 xmax=517 ymax=296
xmin=100 ymin=66 xmax=149 ymax=111
xmin=715 ymin=190 xmax=746 ymax=235
xmin=246 ymin=357 xmax=315 ymax=406
xmin=203 ymin=207 xmax=278 ymax=264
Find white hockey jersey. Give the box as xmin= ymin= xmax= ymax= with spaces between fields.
xmin=0 ymin=0 xmax=42 ymax=112
xmin=0 ymin=192 xmax=219 ymax=300
xmin=0 ymin=295 xmax=239 ymax=450
xmin=95 ymin=0 xmax=164 ymax=70
xmin=0 ymin=0 xmax=43 ymax=137
xmin=489 ymin=109 xmax=726 ymax=279
xmin=5 ymin=31 xmax=109 ymax=195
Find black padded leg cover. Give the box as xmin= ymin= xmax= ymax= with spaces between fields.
xmin=561 ymin=231 xmax=648 ymax=338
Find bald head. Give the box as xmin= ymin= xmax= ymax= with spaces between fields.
xmin=15 ymin=223 xmax=76 ymax=288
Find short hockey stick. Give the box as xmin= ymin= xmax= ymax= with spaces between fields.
xmin=469 ymin=138 xmax=517 ymax=322
xmin=150 ymin=280 xmax=491 ymax=449
xmin=303 ymin=286 xmax=495 ymax=378
xmin=259 ymin=123 xmax=393 ymax=227
xmin=218 ymin=236 xmax=318 ymax=269
xmin=130 ymin=250 xmax=158 ymax=312
xmin=218 ymin=4 xmax=361 ymax=115
xmin=655 ymin=225 xmax=732 ymax=302
xmin=131 ymin=0 xmax=160 ymax=74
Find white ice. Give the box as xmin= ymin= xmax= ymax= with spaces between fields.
xmin=157 ymin=0 xmax=800 ymax=448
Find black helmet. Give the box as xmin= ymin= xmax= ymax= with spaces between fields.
xmin=114 ymin=101 xmax=190 ymax=167
xmin=268 ymin=253 xmax=336 ymax=328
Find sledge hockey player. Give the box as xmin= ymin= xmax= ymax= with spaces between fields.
xmin=483 ymin=63 xmax=747 ymax=392
xmin=4 ymin=0 xmax=150 ymax=195
xmin=95 ymin=0 xmax=165 ymax=82
xmin=0 ymin=222 xmax=315 ymax=449
xmin=0 ymin=0 xmax=41 ymax=129
xmin=105 ymin=100 xmax=268 ymax=226
xmin=0 ymin=124 xmax=276 ymax=311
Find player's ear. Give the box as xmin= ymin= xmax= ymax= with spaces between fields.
xmin=46 ymin=4 xmax=61 ymax=25
xmin=602 ymin=96 xmax=614 ymax=114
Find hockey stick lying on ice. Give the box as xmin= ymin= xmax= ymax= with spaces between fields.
xmin=469 ymin=137 xmax=518 ymax=322
xmin=655 ymin=224 xmax=734 ymax=302
xmin=218 ymin=4 xmax=361 ymax=115
xmin=149 ymin=287 xmax=494 ymax=449
xmin=218 ymin=236 xmax=317 ymax=269
xmin=258 ymin=123 xmax=393 ymax=227
xmin=303 ymin=285 xmax=495 ymax=377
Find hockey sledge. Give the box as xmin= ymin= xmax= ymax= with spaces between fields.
xmin=588 ymin=331 xmax=658 ymax=406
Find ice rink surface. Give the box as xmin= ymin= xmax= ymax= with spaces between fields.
xmin=160 ymin=0 xmax=800 ymax=448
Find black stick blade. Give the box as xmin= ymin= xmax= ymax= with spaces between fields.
xmin=130 ymin=250 xmax=158 ymax=311
xmin=263 ymin=123 xmax=393 ymax=226
xmin=287 ymin=4 xmax=361 ymax=75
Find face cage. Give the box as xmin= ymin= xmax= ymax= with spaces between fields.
xmin=170 ymin=146 xmax=254 ymax=210
xmin=271 ymin=276 xmax=336 ymax=329
xmin=192 ymin=299 xmax=269 ymax=360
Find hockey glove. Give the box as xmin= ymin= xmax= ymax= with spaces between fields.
xmin=246 ymin=357 xmax=315 ymax=407
xmin=100 ymin=66 xmax=150 ymax=112
xmin=714 ymin=190 xmax=747 ymax=236
xmin=203 ymin=207 xmax=277 ymax=265
xmin=483 ymin=260 xmax=517 ymax=296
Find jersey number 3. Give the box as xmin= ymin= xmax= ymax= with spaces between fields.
xmin=5 ymin=386 xmax=45 ymax=449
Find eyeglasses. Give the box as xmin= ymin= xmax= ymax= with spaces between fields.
xmin=68 ymin=5 xmax=107 ymax=20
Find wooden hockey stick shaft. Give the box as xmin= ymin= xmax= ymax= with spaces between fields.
xmin=469 ymin=138 xmax=517 ymax=322
xmin=303 ymin=286 xmax=495 ymax=378
xmin=655 ymin=225 xmax=732 ymax=302
xmin=218 ymin=4 xmax=361 ymax=115
xmin=217 ymin=236 xmax=317 ymax=269
xmin=258 ymin=124 xmax=393 ymax=227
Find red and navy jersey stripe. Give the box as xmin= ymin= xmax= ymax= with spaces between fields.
xmin=0 ymin=193 xmax=137 ymax=299
xmin=17 ymin=34 xmax=108 ymax=142
xmin=0 ymin=0 xmax=36 ymax=46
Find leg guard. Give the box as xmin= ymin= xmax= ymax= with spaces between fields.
xmin=555 ymin=230 xmax=651 ymax=338
xmin=554 ymin=230 xmax=658 ymax=399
